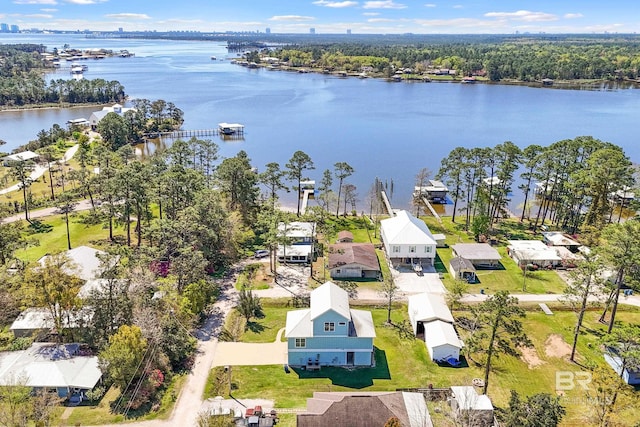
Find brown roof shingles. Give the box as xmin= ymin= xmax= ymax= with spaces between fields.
xmin=298 ymin=393 xmax=409 ymax=427
xmin=328 ymin=243 xmax=380 ymax=271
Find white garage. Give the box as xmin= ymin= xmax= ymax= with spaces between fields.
xmin=423 ymin=320 xmax=463 ymax=362
xmin=408 ymin=293 xmax=454 ymax=335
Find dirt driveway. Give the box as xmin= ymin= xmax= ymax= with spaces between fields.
xmin=212 ymin=328 xmax=288 ymax=367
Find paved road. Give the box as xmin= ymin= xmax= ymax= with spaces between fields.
xmin=1 ymin=199 xmax=95 ymax=224
xmin=0 ymin=144 xmax=79 ymax=195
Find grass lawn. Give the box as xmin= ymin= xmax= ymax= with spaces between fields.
xmin=207 ymin=301 xmax=640 ymax=426
xmin=61 ymin=374 xmax=186 ymax=426
xmin=423 ymin=216 xmax=568 ymax=295
xmin=14 ymin=212 xmax=125 ymax=263
xmin=323 ymin=215 xmax=380 ymax=244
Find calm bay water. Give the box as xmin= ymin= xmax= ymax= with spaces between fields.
xmin=2 ymin=34 xmax=640 ymax=211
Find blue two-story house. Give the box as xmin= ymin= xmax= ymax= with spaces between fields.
xmin=285 ymin=282 xmax=376 ymax=368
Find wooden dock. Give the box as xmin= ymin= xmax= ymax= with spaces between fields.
xmin=143 ymin=127 xmax=244 ymax=140
xmin=421 ymin=197 xmax=442 ymax=223
xmin=300 ymin=189 xmax=314 ymax=215
xmin=380 ymin=190 xmax=394 ymax=216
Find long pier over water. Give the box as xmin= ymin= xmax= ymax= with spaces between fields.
xmin=143 ymin=127 xmax=244 ymax=140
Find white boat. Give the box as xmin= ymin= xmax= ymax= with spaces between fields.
xmin=210 ymin=56 xmax=217 ymax=60
xmin=70 ymin=65 xmax=83 ymax=74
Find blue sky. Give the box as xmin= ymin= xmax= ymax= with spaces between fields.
xmin=2 ymin=0 xmax=639 ymax=34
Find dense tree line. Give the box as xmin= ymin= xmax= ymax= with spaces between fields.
xmin=0 ymin=44 xmax=125 ymax=106
xmin=96 ymin=98 xmax=184 ymax=148
xmin=436 ymin=136 xmax=636 ymax=238
xmin=272 ymin=38 xmax=640 ymax=81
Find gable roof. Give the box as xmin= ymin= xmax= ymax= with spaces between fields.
xmin=310 ymin=282 xmax=350 ymax=321
xmin=336 ymin=230 xmax=354 ymax=242
xmin=349 ymin=309 xmax=376 ymax=338
xmin=285 ymin=282 xmax=376 ymax=339
xmin=0 ymin=343 xmax=102 ymax=390
xmin=423 ymin=320 xmax=462 ymax=349
xmin=450 ymin=386 xmax=494 ymax=411
xmin=278 ymin=221 xmax=315 ymax=238
xmin=328 ymin=243 xmax=380 ymax=271
xmin=380 ymin=210 xmax=436 ymax=246
xmin=39 ymin=245 xmax=108 ymax=281
xmin=408 ymin=293 xmax=455 ymax=324
xmin=450 ymin=257 xmax=475 ymax=273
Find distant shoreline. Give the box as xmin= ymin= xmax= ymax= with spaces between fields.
xmin=0 ymin=102 xmax=108 ymax=113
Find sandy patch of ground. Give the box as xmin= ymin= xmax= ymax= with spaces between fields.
xmin=520 ymin=346 xmax=546 ymax=369
xmin=544 ymin=334 xmax=572 ymax=359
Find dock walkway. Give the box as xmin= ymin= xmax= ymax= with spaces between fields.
xmin=421 ymin=197 xmax=442 ymax=223
xmin=380 ymin=190 xmax=394 ymax=216
xmin=143 ymin=126 xmax=244 ymax=140
xmin=300 ymin=189 xmax=314 ymax=215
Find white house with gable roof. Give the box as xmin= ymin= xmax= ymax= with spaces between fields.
xmin=89 ymin=103 xmax=135 ymax=129
xmin=380 ymin=210 xmax=436 ymax=267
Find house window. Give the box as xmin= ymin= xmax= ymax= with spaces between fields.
xmin=295 ymin=338 xmax=306 ymax=348
xmin=425 ymin=246 xmax=432 ymax=253
xmin=392 ymin=246 xmax=400 ymax=253
xmin=339 ymin=322 xmax=346 ymax=326
xmin=409 ymin=246 xmax=416 ymax=253
xmin=336 ymin=269 xmax=341 ymax=273
xmin=324 ymin=322 xmax=335 ymax=332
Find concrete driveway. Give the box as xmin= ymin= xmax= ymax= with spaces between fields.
xmin=392 ymin=270 xmax=447 ymax=295
xmin=212 ymin=328 xmax=288 ymax=367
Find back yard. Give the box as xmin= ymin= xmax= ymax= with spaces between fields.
xmin=207 ymin=300 xmax=640 ymax=426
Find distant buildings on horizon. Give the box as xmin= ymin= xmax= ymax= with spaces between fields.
xmin=1 ymin=23 xmax=20 ymax=33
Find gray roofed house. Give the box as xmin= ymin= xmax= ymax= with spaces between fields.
xmin=449 ymin=257 xmax=477 ymax=282
xmin=10 ymin=307 xmax=93 ymax=338
xmin=277 ymin=221 xmax=315 ymax=263
xmin=0 ymin=343 xmax=102 ymax=398
xmin=507 ymin=240 xmax=562 ymax=268
xmin=39 ymin=245 xmax=108 ymax=281
xmin=297 ymin=391 xmax=432 ymax=427
xmin=451 ymin=243 xmax=501 ymax=267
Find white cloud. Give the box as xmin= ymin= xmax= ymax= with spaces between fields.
xmin=269 ymin=15 xmax=315 ymax=22
xmin=40 ymin=7 xmax=57 ymax=11
xmin=368 ymin=18 xmax=395 ymax=22
xmin=485 ymin=10 xmax=557 ymax=22
xmin=363 ymin=1 xmax=407 ymax=10
xmin=13 ymin=0 xmax=57 ymax=4
xmin=452 ymin=5 xmax=463 ymax=9
xmin=64 ymin=0 xmax=107 ymax=4
xmin=564 ymin=13 xmax=584 ymax=19
xmin=363 ymin=12 xmax=379 ymax=16
xmin=313 ymin=0 xmax=358 ymax=8
xmin=425 ymin=3 xmax=436 ymax=7
xmin=25 ymin=13 xmax=53 ymax=18
xmin=414 ymin=17 xmax=504 ymax=29
xmin=105 ymin=13 xmax=150 ymax=20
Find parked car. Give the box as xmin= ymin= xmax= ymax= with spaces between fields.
xmin=254 ymin=249 xmax=269 ymax=259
